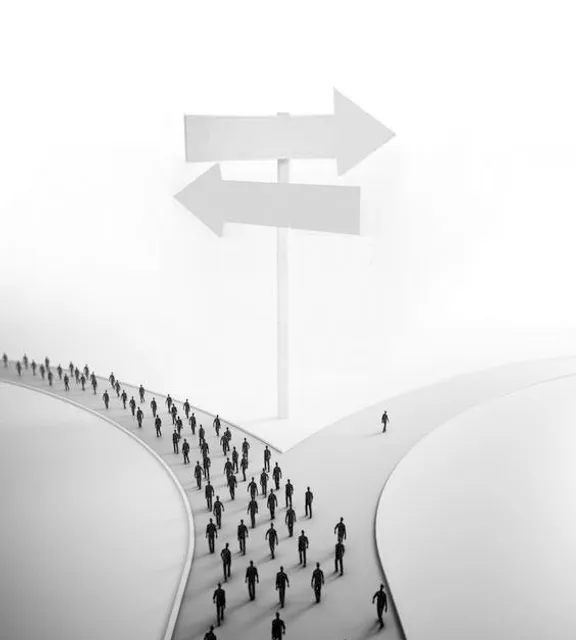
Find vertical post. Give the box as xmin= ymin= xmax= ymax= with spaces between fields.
xmin=277 ymin=112 xmax=290 ymax=418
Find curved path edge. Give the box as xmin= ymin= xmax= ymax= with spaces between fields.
xmin=0 ymin=379 xmax=194 ymax=640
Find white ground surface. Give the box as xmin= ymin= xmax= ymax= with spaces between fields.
xmin=377 ymin=375 xmax=576 ymax=640
xmin=0 ymin=383 xmax=188 ymax=640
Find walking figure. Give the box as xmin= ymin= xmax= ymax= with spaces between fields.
xmin=31 ymin=360 xmax=37 ymax=375
xmin=285 ymin=506 xmax=296 ymax=537
xmin=260 ymin=469 xmax=269 ymax=497
xmin=285 ymin=480 xmax=294 ymax=508
xmin=204 ymin=625 xmax=217 ymax=640
xmin=220 ymin=542 xmax=231 ymax=582
xmin=56 ymin=364 xmax=62 ymax=380
xmin=23 ymin=354 xmax=29 ymax=369
xmin=198 ymin=424 xmax=205 ymax=445
xmin=182 ymin=438 xmax=190 ymax=464
xmin=231 ymin=447 xmax=239 ymax=473
xmin=213 ymin=414 xmax=221 ymax=437
xmin=237 ymin=519 xmax=249 ymax=555
xmin=130 ymin=395 xmax=137 ymax=416
xmin=265 ymin=523 xmax=279 ymax=559
xmin=150 ymin=397 xmax=157 ymax=418
xmin=1 ymin=353 xmax=6 ymax=368
xmin=245 ymin=560 xmax=259 ymax=600
xmin=272 ymin=462 xmax=282 ymax=490
xmin=248 ymin=477 xmax=258 ymax=500
xmin=240 ymin=454 xmax=249 ymax=481
xmin=189 ymin=412 xmax=197 ymax=435
xmin=64 ymin=374 xmax=70 ymax=391
xmin=172 ymin=429 xmax=180 ymax=454
xmin=241 ymin=437 xmax=250 ymax=460
xmin=227 ymin=473 xmax=237 ymax=500
xmin=39 ymin=364 xmax=46 ymax=380
xmin=264 ymin=445 xmax=271 ymax=472
xmin=47 ymin=370 xmax=53 ymax=386
xmin=103 ymin=390 xmax=110 ymax=409
xmin=170 ymin=404 xmax=178 ymax=425
xmin=247 ymin=497 xmax=259 ymax=528
xmin=183 ymin=398 xmax=191 ymax=419
xmin=275 ymin=567 xmax=290 ymax=608
xmin=91 ymin=375 xmax=97 ymax=395
xmin=194 ymin=461 xmax=203 ymax=490
xmin=136 ymin=406 xmax=143 ymax=428
xmin=220 ymin=433 xmax=230 ymax=456
xmin=212 ymin=583 xmax=226 ymax=626
xmin=205 ymin=481 xmax=214 ymax=510
xmin=381 ymin=410 xmax=389 ymax=433
xmin=206 ymin=518 xmax=218 ymax=553
xmin=267 ymin=489 xmax=278 ymax=520
xmin=79 ymin=373 xmax=86 ymax=390
xmin=334 ymin=541 xmax=345 ymax=575
xmin=203 ymin=454 xmax=211 ymax=480
xmin=372 ymin=584 xmax=388 ymax=628
xmin=298 ymin=530 xmax=309 ymax=567
xmin=16 ymin=361 xmax=22 ymax=376
xmin=165 ymin=394 xmax=173 ymax=413
xmin=114 ymin=380 xmax=121 ymax=396
xmin=121 ymin=389 xmax=128 ymax=409
xmin=311 ymin=563 xmax=325 ymax=603
xmin=305 ymin=487 xmax=314 ymax=518
xmin=68 ymin=361 xmax=74 ymax=376
xmin=138 ymin=384 xmax=145 ymax=403
xmin=155 ymin=416 xmax=162 ymax=437
xmin=334 ymin=517 xmax=347 ymax=543
xmin=223 ymin=457 xmax=233 ymax=480
xmin=109 ymin=372 xmax=115 ymax=386
xmin=271 ymin=612 xmax=286 ymax=638
xmin=213 ymin=496 xmax=225 ymax=529
xmin=83 ymin=364 xmax=89 ymax=378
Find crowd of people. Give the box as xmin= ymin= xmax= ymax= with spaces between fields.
xmin=2 ymin=351 xmax=391 ymax=638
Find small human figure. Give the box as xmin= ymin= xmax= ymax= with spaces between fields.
xmin=121 ymin=389 xmax=128 ymax=409
xmin=2 ymin=354 xmax=8 ymax=368
xmin=201 ymin=440 xmax=210 ymax=458
xmin=47 ymin=370 xmax=53 ymax=386
xmin=311 ymin=562 xmax=325 ymax=603
xmin=170 ymin=404 xmax=178 ymax=425
xmin=172 ymin=429 xmax=180 ymax=454
xmin=334 ymin=541 xmax=345 ymax=575
xmin=241 ymin=437 xmax=250 ymax=460
xmin=305 ymin=487 xmax=314 ymax=518
xmin=150 ymin=397 xmax=158 ymax=418
xmin=213 ymin=496 xmax=225 ymax=529
xmin=285 ymin=480 xmax=294 ymax=508
xmin=183 ymin=398 xmax=191 ymax=419
xmin=182 ymin=438 xmax=190 ymax=464
xmin=136 ymin=406 xmax=144 ymax=428
xmin=44 ymin=357 xmax=50 ymax=370
xmin=260 ymin=469 xmax=269 ymax=497
xmin=114 ymin=380 xmax=121 ymax=397
xmin=247 ymin=477 xmax=258 ymax=500
xmin=109 ymin=372 xmax=115 ymax=386
xmin=224 ymin=426 xmax=231 ymax=442
xmin=80 ymin=373 xmax=86 ymax=391
xmin=237 ymin=519 xmax=249 ymax=555
xmin=227 ymin=473 xmax=237 ymax=500
xmin=91 ymin=374 xmax=97 ymax=395
xmin=189 ymin=412 xmax=197 ymax=435
xmin=31 ymin=360 xmax=37 ymax=375
xmin=205 ymin=481 xmax=214 ymax=510
xmin=39 ymin=364 xmax=45 ymax=380
xmin=334 ymin=517 xmax=347 ymax=543
xmin=271 ymin=612 xmax=286 ymax=639
xmin=203 ymin=454 xmax=212 ymax=481
xmin=220 ymin=433 xmax=230 ymax=456
xmin=285 ymin=506 xmax=296 ymax=537
xmin=206 ymin=518 xmax=218 ymax=553
xmin=75 ymin=367 xmax=81 ymax=385
xmin=223 ymin=457 xmax=233 ymax=480
xmin=264 ymin=445 xmax=271 ymax=472
xmin=56 ymin=364 xmax=62 ymax=380
xmin=165 ymin=394 xmax=173 ymax=413
xmin=267 ymin=489 xmax=278 ymax=520
xmin=247 ymin=497 xmax=259 ymax=528
xmin=23 ymin=354 xmax=29 ymax=369
xmin=155 ymin=416 xmax=162 ymax=437
xmin=245 ymin=560 xmax=259 ymax=600
xmin=381 ymin=410 xmax=389 ymax=433
xmin=103 ymin=390 xmax=110 ymax=409
xmin=212 ymin=583 xmax=226 ymax=627
xmin=68 ymin=362 xmax=74 ymax=376
xmin=240 ymin=454 xmax=249 ymax=481
xmin=63 ymin=374 xmax=70 ymax=391
xmin=272 ymin=462 xmax=282 ymax=490
xmin=231 ymin=446 xmax=239 ymax=473
xmin=83 ymin=364 xmax=89 ymax=378
xmin=194 ymin=461 xmax=203 ymax=490
xmin=275 ymin=567 xmax=290 ymax=608
xmin=298 ymin=530 xmax=309 ymax=567
xmin=203 ymin=624 xmax=217 ymax=640
xmin=16 ymin=361 xmax=22 ymax=377
xmin=176 ymin=415 xmax=183 ymax=437
xmin=372 ymin=584 xmax=388 ymax=629
xmin=138 ymin=384 xmax=145 ymax=403
xmin=221 ymin=542 xmax=232 ymax=582
xmin=265 ymin=523 xmax=279 ymax=559
xmin=198 ymin=424 xmax=205 ymax=444
xmin=213 ymin=414 xmax=221 ymax=437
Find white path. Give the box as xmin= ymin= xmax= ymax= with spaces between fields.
xmin=2 ymin=355 xmax=576 ymax=640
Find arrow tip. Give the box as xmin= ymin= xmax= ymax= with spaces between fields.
xmin=174 ymin=164 xmax=224 ymax=236
xmin=333 ymin=88 xmax=395 ymax=176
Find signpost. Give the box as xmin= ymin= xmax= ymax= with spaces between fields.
xmin=175 ymin=88 xmax=394 ymax=418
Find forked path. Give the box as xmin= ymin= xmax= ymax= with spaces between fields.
xmin=2 ymin=355 xmax=576 ymax=640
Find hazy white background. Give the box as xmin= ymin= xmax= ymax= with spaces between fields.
xmin=2 ymin=0 xmax=576 ymax=442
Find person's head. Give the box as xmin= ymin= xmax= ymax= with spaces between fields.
xmin=275 ymin=612 xmax=280 ymax=619
xmin=301 ymin=530 xmax=304 ymax=535
xmin=184 ymin=439 xmax=187 ymax=443
xmin=240 ymin=519 xmax=244 ymax=524
xmin=307 ymin=486 xmax=310 ymax=491
xmin=217 ymin=582 xmax=221 ymax=588
xmin=225 ymin=542 xmax=229 ymax=548
xmin=227 ymin=457 xmax=230 ymax=461
xmin=209 ymin=518 xmax=213 ymax=522
xmin=280 ymin=565 xmax=284 ymax=571
xmin=209 ymin=626 xmax=214 ymax=631
xmin=216 ymin=495 xmax=220 ymax=500
xmin=270 ymin=523 xmax=274 ymax=528
xmin=380 ymin=584 xmax=384 ymax=590
xmin=251 ymin=477 xmax=254 ymax=481
xmin=270 ymin=489 xmax=274 ymax=494
xmin=316 ymin=562 xmax=320 ymax=568
xmin=287 ymin=479 xmax=290 ymax=483
xmin=233 ymin=446 xmax=236 ymax=450
xmin=340 ymin=517 xmax=344 ymax=522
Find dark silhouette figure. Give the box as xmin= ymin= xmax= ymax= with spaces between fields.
xmin=121 ymin=390 xmax=128 ymax=409
xmin=334 ymin=541 xmax=345 ymax=575
xmin=248 ymin=477 xmax=258 ymax=500
xmin=212 ymin=583 xmax=226 ymax=626
xmin=138 ymin=384 xmax=145 ymax=403
xmin=198 ymin=424 xmax=205 ymax=444
xmin=285 ymin=507 xmax=296 ymax=537
xmin=91 ymin=375 xmax=97 ymax=395
xmin=203 ymin=624 xmax=217 ymax=640
xmin=285 ymin=480 xmax=294 ymax=508
xmin=205 ymin=481 xmax=214 ymax=511
xmin=189 ymin=413 xmax=196 ymax=435
xmin=64 ymin=374 xmax=70 ymax=391
xmin=176 ymin=415 xmax=183 ymax=436
xmin=39 ymin=364 xmax=45 ymax=380
xmin=114 ymin=380 xmax=120 ymax=397
xmin=165 ymin=394 xmax=173 ymax=413
xmin=213 ymin=414 xmax=221 ymax=437
xmin=56 ymin=364 xmax=62 ymax=380
xmin=16 ymin=361 xmax=22 ymax=376
xmin=224 ymin=457 xmax=233 ymax=479
xmin=264 ymin=445 xmax=271 ymax=472
xmin=183 ymin=398 xmax=191 ymax=419
xmin=247 ymin=497 xmax=259 ymax=528
xmin=69 ymin=362 xmax=74 ymax=376
xmin=47 ymin=370 xmax=53 ymax=386
xmin=170 ymin=404 xmax=178 ymax=425
xmin=311 ymin=563 xmax=325 ymax=603
xmin=182 ymin=439 xmax=190 ymax=464
xmin=109 ymin=372 xmax=115 ymax=386
xmin=213 ymin=497 xmax=225 ymax=529
xmin=227 ymin=473 xmax=237 ymax=500
xmin=267 ymin=489 xmax=278 ymax=520
xmin=23 ymin=354 xmax=29 ymax=369
xmin=271 ymin=612 xmax=286 ymax=638
xmin=241 ymin=437 xmax=250 ymax=460
xmin=80 ymin=374 xmax=86 ymax=390
xmin=172 ymin=430 xmax=180 ymax=454
xmin=381 ymin=411 xmax=389 ymax=433
xmin=373 ymin=584 xmax=388 ymax=628
xmin=305 ymin=487 xmax=314 ymax=518
xmin=136 ymin=407 xmax=143 ymax=428
xmin=275 ymin=567 xmax=290 ymax=608
xmin=203 ymin=454 xmax=211 ymax=480
xmin=220 ymin=433 xmax=230 ymax=456
xmin=245 ymin=560 xmax=259 ymax=600
xmin=298 ymin=530 xmax=309 ymax=567
xmin=150 ymin=397 xmax=157 ymax=418
xmin=238 ymin=520 xmax=249 ymax=555
xmin=231 ymin=447 xmax=239 ymax=473
xmin=103 ymin=390 xmax=110 ymax=409
xmin=31 ymin=360 xmax=37 ymax=375
xmin=260 ymin=469 xmax=269 ymax=497
xmin=240 ymin=455 xmax=249 ymax=481
xmin=206 ymin=518 xmax=218 ymax=553
xmin=221 ymin=542 xmax=231 ymax=582
xmin=2 ymin=353 xmax=7 ymax=368
xmin=155 ymin=416 xmax=162 ymax=437
xmin=194 ymin=462 xmax=203 ymax=490
xmin=272 ymin=462 xmax=282 ymax=490
xmin=334 ymin=517 xmax=347 ymax=543
xmin=265 ymin=523 xmax=279 ymax=559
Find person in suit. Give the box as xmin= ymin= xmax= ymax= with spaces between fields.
xmin=206 ymin=518 xmax=218 ymax=554
xmin=205 ymin=481 xmax=215 ymax=511
xmin=285 ymin=506 xmax=296 ymax=537
xmin=334 ymin=517 xmax=347 ymax=543
xmin=267 ymin=489 xmax=278 ymax=520
xmin=247 ymin=477 xmax=259 ymax=500
xmin=284 ymin=480 xmax=294 ymax=508
xmin=334 ymin=541 xmax=345 ymax=575
xmin=265 ymin=523 xmax=279 ymax=559
xmin=238 ymin=519 xmax=249 ymax=555
xmin=247 ymin=497 xmax=259 ymax=529
xmin=311 ymin=563 xmax=325 ymax=603
xmin=381 ymin=410 xmax=389 ymax=433
xmin=245 ymin=560 xmax=259 ymax=600
xmin=263 ymin=445 xmax=271 ymax=472
xmin=305 ymin=487 xmax=314 ymax=518
xmin=220 ymin=542 xmax=232 ymax=582
xmin=275 ymin=567 xmax=290 ymax=608
xmin=213 ymin=496 xmax=225 ymax=529
xmin=298 ymin=530 xmax=309 ymax=567
xmin=272 ymin=462 xmax=282 ymax=490
xmin=372 ymin=584 xmax=388 ymax=628
xmin=102 ymin=390 xmax=110 ymax=409
xmin=212 ymin=583 xmax=226 ymax=626
xmin=271 ymin=612 xmax=286 ymax=638
xmin=182 ymin=438 xmax=190 ymax=464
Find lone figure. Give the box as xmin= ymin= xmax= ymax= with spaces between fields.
xmin=373 ymin=584 xmax=388 ymax=628
xmin=311 ymin=562 xmax=325 ymax=603
xmin=381 ymin=410 xmax=389 ymax=433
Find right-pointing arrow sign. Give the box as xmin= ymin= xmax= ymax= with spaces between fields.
xmin=174 ymin=164 xmax=361 ymax=236
xmin=184 ymin=88 xmax=395 ymax=175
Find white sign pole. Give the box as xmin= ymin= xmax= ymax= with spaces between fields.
xmin=277 ymin=112 xmax=290 ymax=419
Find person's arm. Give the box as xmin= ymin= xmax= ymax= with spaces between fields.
xmin=384 ymin=593 xmax=388 ymax=612
xmin=256 ymin=569 xmax=259 ymax=583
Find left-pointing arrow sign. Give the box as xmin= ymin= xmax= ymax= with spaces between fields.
xmin=174 ymin=164 xmax=361 ymax=236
